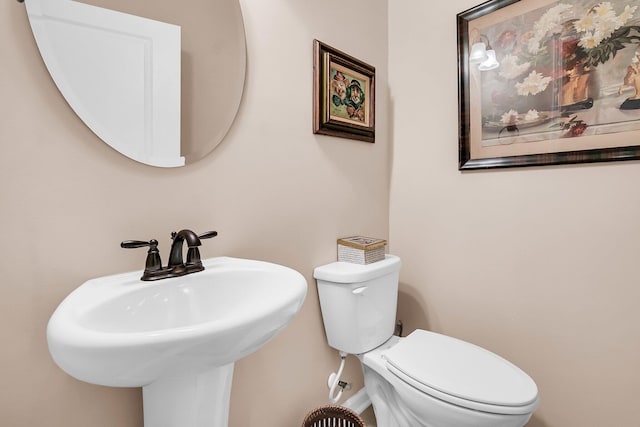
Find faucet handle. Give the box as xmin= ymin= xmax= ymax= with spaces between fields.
xmin=121 ymin=239 xmax=163 ymax=275
xmin=199 ymin=231 xmax=218 ymax=240
xmin=121 ymin=239 xmax=156 ymax=249
xmin=183 ymin=231 xmax=217 ymax=270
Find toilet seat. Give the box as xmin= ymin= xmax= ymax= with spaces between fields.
xmin=383 ymin=330 xmax=539 ymax=415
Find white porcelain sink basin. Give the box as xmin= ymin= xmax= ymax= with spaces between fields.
xmin=47 ymin=256 xmax=307 ymax=427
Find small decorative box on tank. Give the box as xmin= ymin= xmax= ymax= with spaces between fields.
xmin=337 ymin=236 xmax=387 ymax=264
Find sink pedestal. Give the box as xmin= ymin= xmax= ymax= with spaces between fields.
xmin=143 ymin=363 xmax=235 ymax=427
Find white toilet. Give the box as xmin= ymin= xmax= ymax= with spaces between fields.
xmin=314 ymin=254 xmax=539 ymax=427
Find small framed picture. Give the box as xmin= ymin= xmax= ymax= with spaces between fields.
xmin=313 ymin=40 xmax=376 ymax=143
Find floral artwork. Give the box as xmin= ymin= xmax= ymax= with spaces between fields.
xmin=329 ymin=66 xmax=370 ymax=126
xmin=313 ymin=40 xmax=375 ymax=143
xmin=476 ymin=1 xmax=640 ymax=145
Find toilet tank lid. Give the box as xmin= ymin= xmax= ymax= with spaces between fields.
xmin=313 ymin=254 xmax=401 ymax=283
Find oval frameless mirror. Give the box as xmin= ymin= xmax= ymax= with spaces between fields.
xmin=23 ymin=0 xmax=246 ymax=167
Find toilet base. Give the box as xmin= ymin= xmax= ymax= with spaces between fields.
xmin=363 ymin=364 xmax=423 ymax=426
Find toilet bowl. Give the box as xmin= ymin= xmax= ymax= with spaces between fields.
xmin=314 ymin=255 xmax=539 ymax=427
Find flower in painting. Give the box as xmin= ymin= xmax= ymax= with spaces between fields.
xmin=500 ymin=109 xmax=519 ymax=124
xmin=578 ymin=30 xmax=605 ymax=49
xmin=618 ymin=5 xmax=638 ymax=27
xmin=574 ymin=13 xmax=597 ymax=33
xmin=573 ymin=2 xmax=637 ymax=50
xmin=524 ymin=109 xmax=540 ymax=121
xmin=515 ymin=70 xmax=552 ymax=96
xmin=526 ymin=35 xmax=544 ymax=55
xmin=527 ymin=3 xmax=573 ymax=54
xmin=499 ymin=55 xmax=532 ymax=80
xmin=593 ymin=2 xmax=615 ymax=21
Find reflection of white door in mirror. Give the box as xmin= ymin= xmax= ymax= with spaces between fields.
xmin=24 ymin=0 xmax=184 ymax=167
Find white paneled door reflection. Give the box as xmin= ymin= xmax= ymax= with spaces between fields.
xmin=24 ymin=0 xmax=183 ymax=167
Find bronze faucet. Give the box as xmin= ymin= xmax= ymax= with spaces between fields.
xmin=121 ymin=229 xmax=218 ymax=281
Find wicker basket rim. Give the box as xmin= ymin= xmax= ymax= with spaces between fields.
xmin=302 ymin=405 xmax=365 ymax=427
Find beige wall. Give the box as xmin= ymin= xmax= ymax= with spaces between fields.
xmin=6 ymin=0 xmax=639 ymax=426
xmin=389 ymin=1 xmax=640 ymax=427
xmin=0 ymin=1 xmax=389 ymax=426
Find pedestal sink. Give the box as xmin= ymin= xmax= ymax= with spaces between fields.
xmin=47 ymin=257 xmax=307 ymax=427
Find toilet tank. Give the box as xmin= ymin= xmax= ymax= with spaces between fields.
xmin=313 ymin=255 xmax=401 ymax=355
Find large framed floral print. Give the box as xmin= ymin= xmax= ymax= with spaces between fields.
xmin=313 ymin=40 xmax=375 ymax=143
xmin=458 ymin=0 xmax=640 ymax=169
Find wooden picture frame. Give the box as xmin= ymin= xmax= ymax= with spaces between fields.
xmin=313 ymin=40 xmax=375 ymax=143
xmin=458 ymin=0 xmax=640 ymax=169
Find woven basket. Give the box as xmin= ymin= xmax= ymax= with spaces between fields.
xmin=302 ymin=405 xmax=366 ymax=427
